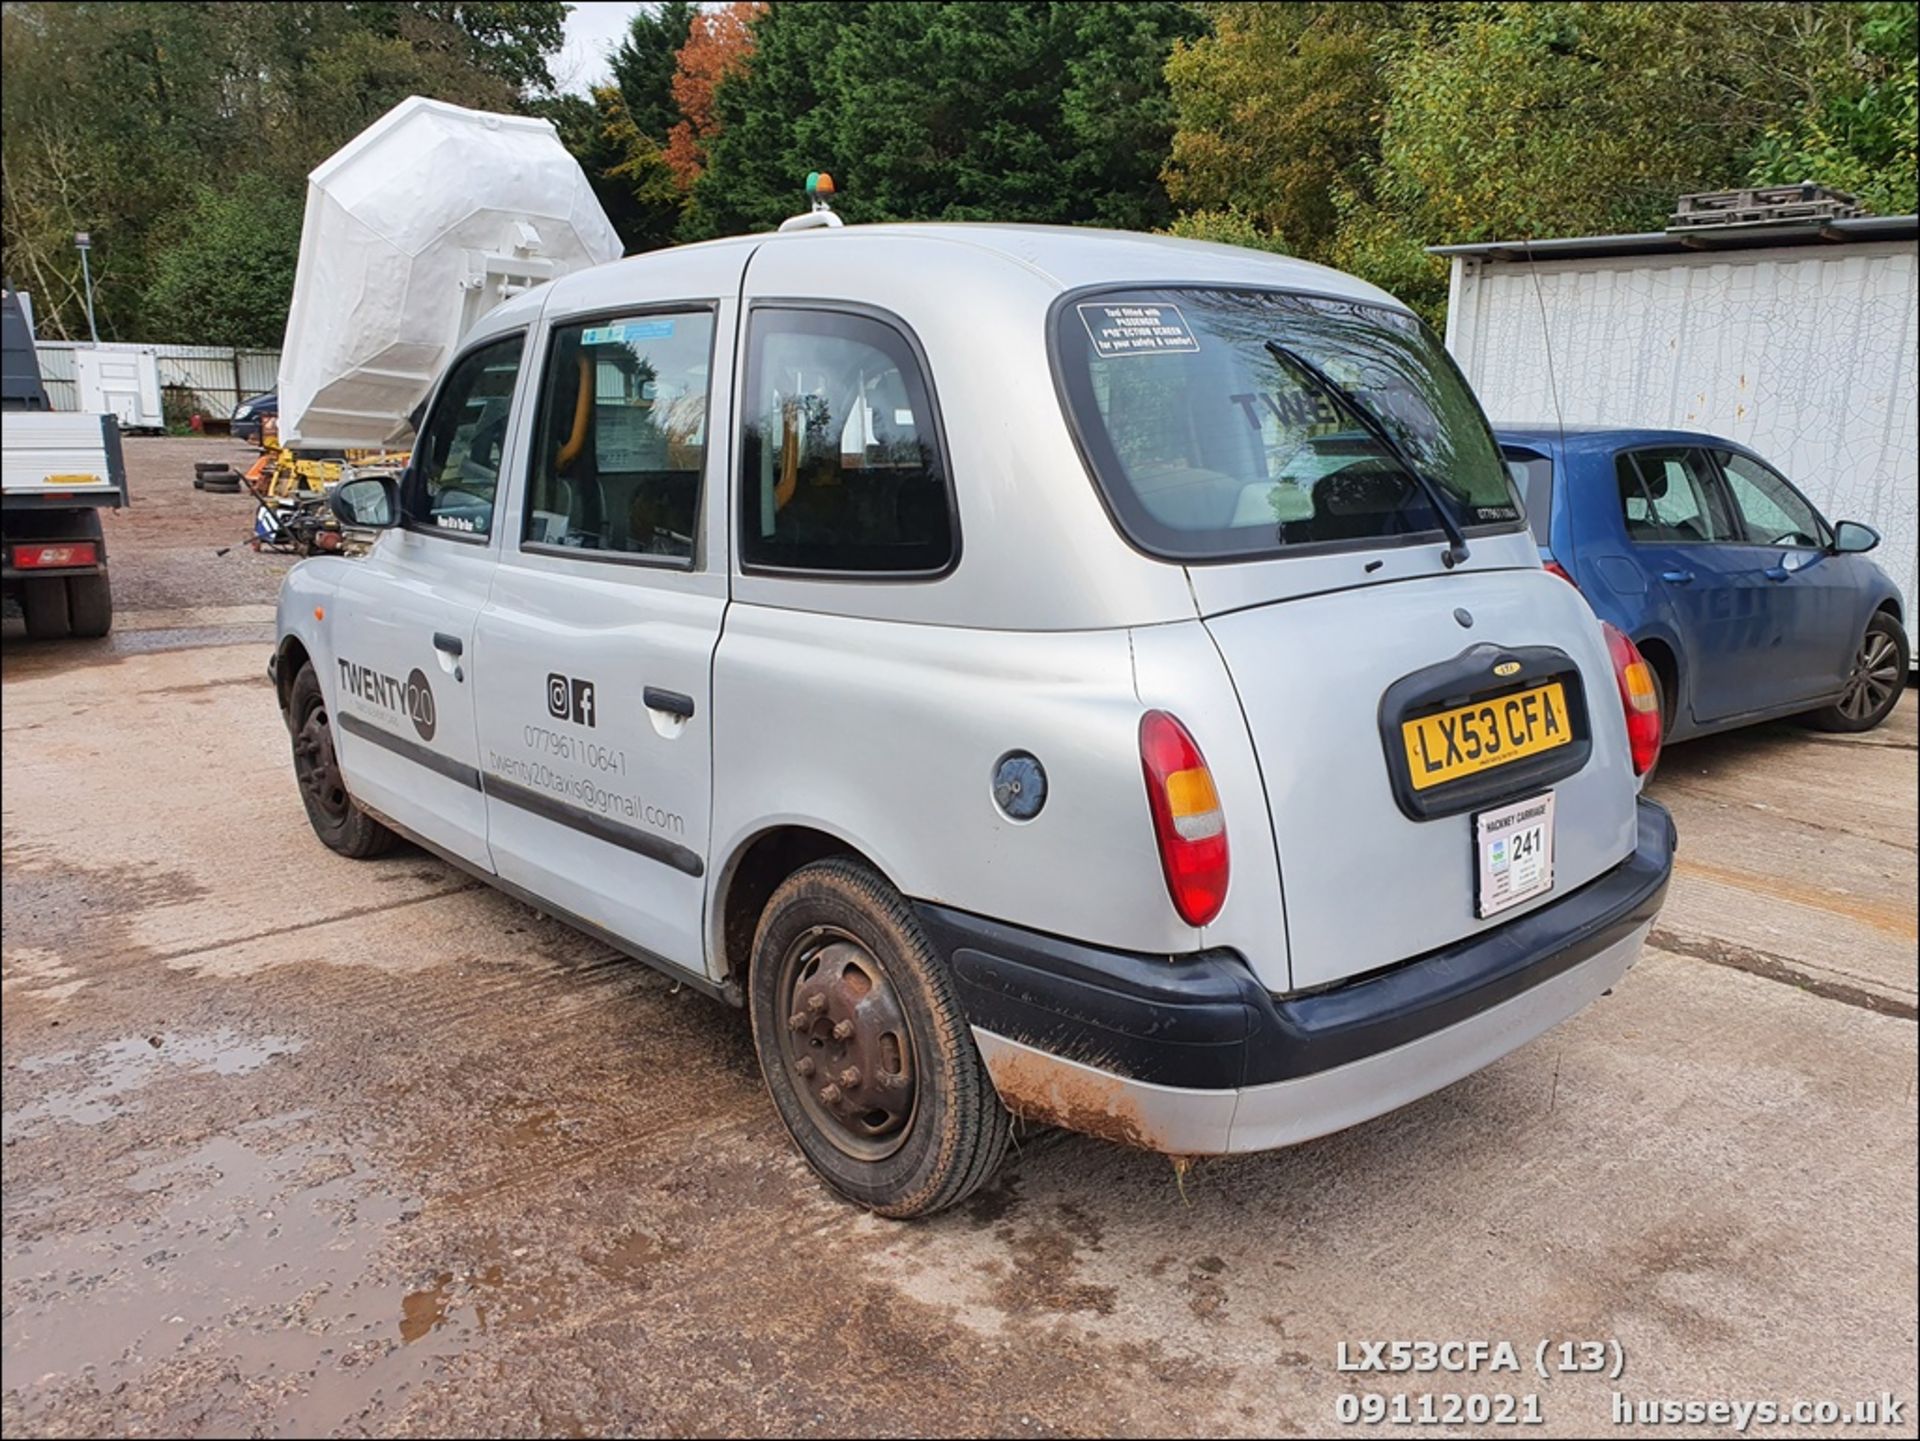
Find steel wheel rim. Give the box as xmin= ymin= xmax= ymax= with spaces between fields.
xmin=1840 ymin=632 xmax=1900 ymax=721
xmin=775 ymin=925 xmax=916 ymax=1161
xmin=293 ymin=703 xmax=351 ymax=822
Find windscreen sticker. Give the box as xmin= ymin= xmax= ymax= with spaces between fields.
xmin=1077 ymin=302 xmax=1199 ymax=358
xmin=582 ymin=319 xmax=675 ymax=346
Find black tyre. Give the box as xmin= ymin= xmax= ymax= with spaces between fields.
xmin=287 ymin=662 xmax=398 ymax=858
xmin=192 ymin=474 xmax=207 ymax=490
xmin=194 ymin=460 xmax=234 ymax=476
xmin=21 ymin=577 xmax=71 ymax=640
xmin=749 ymin=858 xmax=1008 ymax=1218
xmin=1803 ymin=613 xmax=1909 ymax=733
xmin=67 ymin=574 xmax=112 ymax=638
xmin=203 ymin=476 xmax=243 ymax=493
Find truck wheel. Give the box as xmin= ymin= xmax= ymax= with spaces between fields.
xmin=749 ymin=858 xmax=1008 ymax=1218
xmin=21 ymin=577 xmax=71 ymax=640
xmin=287 ymin=661 xmax=398 ymax=858
xmin=67 ymin=574 xmax=112 ymax=638
xmin=1802 ymin=613 xmax=1909 ymax=733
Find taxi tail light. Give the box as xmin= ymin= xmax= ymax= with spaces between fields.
xmin=1544 ymin=559 xmax=1576 ymax=586
xmin=1602 ymin=622 xmax=1662 ymax=776
xmin=1139 ymin=710 xmax=1229 ymax=926
xmin=11 ymin=541 xmax=97 ymax=569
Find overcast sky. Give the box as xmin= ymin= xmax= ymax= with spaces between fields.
xmin=555 ymin=2 xmax=647 ymax=95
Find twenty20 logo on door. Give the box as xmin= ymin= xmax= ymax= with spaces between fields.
xmin=337 ymin=657 xmax=436 ymax=742
xmin=547 ymin=672 xmax=596 ymax=727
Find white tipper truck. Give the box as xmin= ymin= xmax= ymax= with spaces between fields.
xmin=2 ymin=286 xmax=126 ymax=639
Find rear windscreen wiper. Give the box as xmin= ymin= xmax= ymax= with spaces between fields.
xmin=1264 ymin=341 xmax=1470 ymax=568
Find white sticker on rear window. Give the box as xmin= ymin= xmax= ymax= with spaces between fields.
xmin=1077 ymin=302 xmax=1200 ymax=358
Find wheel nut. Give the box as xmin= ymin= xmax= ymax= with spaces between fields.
xmin=832 ymin=1019 xmax=855 ymax=1041
xmin=820 ymin=1083 xmax=842 ymax=1105
xmin=788 ymin=1011 xmax=810 ymax=1032
xmin=839 ymin=1067 xmax=860 ymax=1088
xmin=795 ymin=1057 xmax=815 ymax=1077
xmin=806 ymin=993 xmax=827 ymax=1013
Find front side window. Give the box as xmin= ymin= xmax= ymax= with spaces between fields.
xmin=411 ymin=333 xmax=525 ymax=538
xmin=1715 ymin=450 xmax=1826 ymax=549
xmin=524 ymin=310 xmax=715 ymax=562
xmin=739 ymin=307 xmax=953 ymax=573
xmin=1616 ymin=449 xmax=1731 ymax=544
xmin=1054 ymin=288 xmax=1522 ymax=560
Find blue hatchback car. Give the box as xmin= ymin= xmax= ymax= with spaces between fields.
xmin=1496 ymin=426 xmax=1908 ymax=740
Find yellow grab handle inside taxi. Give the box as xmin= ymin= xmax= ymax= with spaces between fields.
xmin=555 ymin=354 xmax=591 ymax=471
xmin=775 ymin=397 xmax=800 ymax=510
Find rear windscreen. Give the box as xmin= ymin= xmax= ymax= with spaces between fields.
xmin=1054 ymin=289 xmax=1522 ymax=561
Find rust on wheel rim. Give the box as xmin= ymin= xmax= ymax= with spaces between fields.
xmin=777 ymin=926 xmax=915 ymax=1160
xmin=293 ymin=705 xmax=350 ymax=822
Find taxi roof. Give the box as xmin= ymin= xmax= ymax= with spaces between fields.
xmin=540 ymin=221 xmax=1407 ymax=318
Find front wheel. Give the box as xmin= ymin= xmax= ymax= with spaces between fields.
xmin=749 ymin=858 xmax=1008 ymax=1218
xmin=1802 ymin=614 xmax=1909 ymax=733
xmin=287 ymin=661 xmax=398 ymax=857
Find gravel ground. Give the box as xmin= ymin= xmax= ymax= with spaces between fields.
xmin=2 ymin=442 xmax=1915 ymax=1437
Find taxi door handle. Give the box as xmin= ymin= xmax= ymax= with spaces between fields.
xmin=1660 ymin=570 xmax=1694 ymax=585
xmin=644 ymin=686 xmax=695 ymax=719
xmin=433 ymin=631 xmax=464 ymax=656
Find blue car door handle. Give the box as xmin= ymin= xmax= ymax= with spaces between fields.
xmin=1763 ymin=565 xmax=1791 ymax=582
xmin=1660 ymin=570 xmax=1695 ymax=585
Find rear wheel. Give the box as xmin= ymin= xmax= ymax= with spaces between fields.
xmin=20 ymin=577 xmax=70 ymax=639
xmin=1803 ymin=613 xmax=1908 ymax=733
xmin=288 ymin=661 xmax=398 ymax=857
xmin=748 ymin=858 xmax=1007 ymax=1218
xmin=67 ymin=574 xmax=112 ymax=638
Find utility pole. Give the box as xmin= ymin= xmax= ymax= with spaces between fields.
xmin=74 ymin=231 xmax=99 ymax=344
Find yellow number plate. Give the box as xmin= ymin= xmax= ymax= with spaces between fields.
xmin=1402 ymin=681 xmax=1573 ymax=790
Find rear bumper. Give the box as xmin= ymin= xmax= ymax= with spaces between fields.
xmin=917 ymin=797 xmax=1674 ymax=1155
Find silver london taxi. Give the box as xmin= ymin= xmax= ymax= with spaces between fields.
xmin=272 ymin=221 xmax=1674 ymax=1217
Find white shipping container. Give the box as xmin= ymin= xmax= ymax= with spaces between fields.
xmin=1439 ymin=225 xmax=1918 ymax=653
xmin=74 ymin=347 xmax=164 ymax=430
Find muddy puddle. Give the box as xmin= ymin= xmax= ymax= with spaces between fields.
xmin=3 ymin=1030 xmax=304 ymax=1141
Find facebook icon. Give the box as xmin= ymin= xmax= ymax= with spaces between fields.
xmin=546 ymin=672 xmax=597 ymax=727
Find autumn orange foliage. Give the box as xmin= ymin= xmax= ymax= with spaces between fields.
xmin=664 ymin=1 xmax=765 ymax=190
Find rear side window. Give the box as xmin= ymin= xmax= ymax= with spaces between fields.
xmin=1616 ymin=449 xmax=1731 ymax=544
xmin=524 ymin=310 xmax=716 ymax=562
xmin=1053 ymin=288 xmax=1521 ymax=561
xmin=739 ymin=307 xmax=954 ymax=574
xmin=411 ymin=333 xmax=525 ymax=538
xmin=1503 ymin=448 xmax=1554 ymax=545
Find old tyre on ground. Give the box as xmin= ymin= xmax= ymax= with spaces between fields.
xmin=1803 ymin=612 xmax=1909 ymax=733
xmin=749 ymin=858 xmax=1008 ymax=1218
xmin=287 ymin=661 xmax=398 ymax=858
xmin=194 ymin=460 xmax=235 ymax=476
xmin=203 ymin=474 xmax=243 ymax=493
xmin=67 ymin=573 xmax=112 ymax=638
xmin=20 ymin=576 xmax=71 ymax=639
